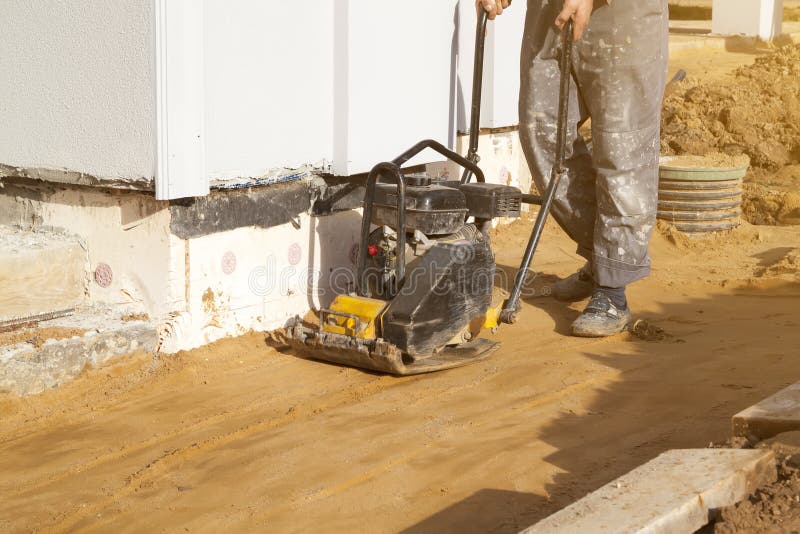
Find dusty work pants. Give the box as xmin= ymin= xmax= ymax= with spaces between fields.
xmin=519 ymin=0 xmax=669 ymax=287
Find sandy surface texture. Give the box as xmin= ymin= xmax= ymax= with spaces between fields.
xmin=0 ymin=326 xmax=87 ymax=349
xmin=661 ymin=153 xmax=750 ymax=169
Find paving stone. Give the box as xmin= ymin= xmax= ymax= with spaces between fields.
xmin=521 ymin=448 xmax=776 ymax=534
xmin=733 ymin=382 xmax=800 ymax=440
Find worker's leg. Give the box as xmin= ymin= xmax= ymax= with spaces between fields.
xmin=573 ymin=0 xmax=669 ymax=288
xmin=519 ymin=0 xmax=596 ymax=262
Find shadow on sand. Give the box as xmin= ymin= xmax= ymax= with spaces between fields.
xmin=401 ymin=280 xmax=800 ymax=533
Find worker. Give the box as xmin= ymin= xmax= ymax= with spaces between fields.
xmin=480 ymin=0 xmax=669 ymax=337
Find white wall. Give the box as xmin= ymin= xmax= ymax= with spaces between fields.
xmin=0 ymin=1 xmax=529 ymax=195
xmin=457 ymin=1 xmax=527 ymax=132
xmin=332 ymin=0 xmax=459 ymax=175
xmin=0 ymin=0 xmax=155 ymax=183
xmin=203 ymin=0 xmax=464 ymax=179
xmin=712 ymin=0 xmax=784 ymax=40
xmin=203 ymin=1 xmax=335 ymax=182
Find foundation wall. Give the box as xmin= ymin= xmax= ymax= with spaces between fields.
xmin=159 ymin=210 xmax=363 ymax=352
xmin=0 ymin=182 xmax=177 ymax=317
xmin=0 ymin=179 xmax=363 ymax=352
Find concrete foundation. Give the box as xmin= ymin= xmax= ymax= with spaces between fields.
xmin=0 ymin=175 xmax=363 ymax=354
xmin=0 ymin=307 xmax=156 ymax=396
xmin=522 ymin=449 xmax=777 ymax=534
xmin=733 ymin=382 xmax=800 ymax=440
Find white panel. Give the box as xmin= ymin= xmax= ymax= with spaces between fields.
xmin=488 ymin=3 xmax=527 ymax=128
xmin=203 ymin=0 xmax=335 ymax=182
xmin=0 ymin=1 xmax=155 ymax=183
xmin=759 ymin=0 xmax=783 ymax=40
xmin=155 ymin=0 xmax=207 ymax=200
xmin=333 ymin=0 xmax=460 ymax=175
xmin=457 ymin=1 xmax=527 ymax=132
xmin=712 ymin=0 xmax=782 ymax=40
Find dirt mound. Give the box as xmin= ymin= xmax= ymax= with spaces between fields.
xmin=662 ymin=44 xmax=800 ymax=170
xmin=748 ymin=165 xmax=800 ymax=190
xmin=655 ymin=219 xmax=762 ymax=250
xmin=712 ymin=432 xmax=800 ymax=533
xmin=743 ymin=183 xmax=800 ymax=225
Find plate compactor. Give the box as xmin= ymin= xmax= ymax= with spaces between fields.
xmin=284 ymin=13 xmax=575 ymax=375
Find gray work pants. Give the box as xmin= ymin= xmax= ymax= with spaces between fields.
xmin=519 ymin=0 xmax=669 ymax=287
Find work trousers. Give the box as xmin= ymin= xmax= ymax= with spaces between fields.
xmin=519 ymin=0 xmax=669 ymax=287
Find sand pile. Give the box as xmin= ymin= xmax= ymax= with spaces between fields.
xmin=662 ymin=44 xmax=800 ymax=170
xmin=743 ymin=185 xmax=800 ymax=225
xmin=712 ymin=433 xmax=800 ymax=533
xmin=661 ymin=153 xmax=750 ymax=168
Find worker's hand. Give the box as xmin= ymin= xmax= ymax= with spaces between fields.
xmin=555 ymin=0 xmax=594 ymax=41
xmin=477 ymin=0 xmax=511 ymax=20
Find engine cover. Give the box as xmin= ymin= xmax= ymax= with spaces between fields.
xmin=371 ymin=179 xmax=468 ymax=235
xmin=442 ymin=181 xmax=522 ymax=219
xmin=381 ymin=238 xmax=494 ymax=358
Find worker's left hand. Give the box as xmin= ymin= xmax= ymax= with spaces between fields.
xmin=477 ymin=0 xmax=511 ymax=20
xmin=555 ymin=0 xmax=594 ymax=41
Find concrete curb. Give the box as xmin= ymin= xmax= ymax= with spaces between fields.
xmin=0 ymin=312 xmax=156 ymax=396
xmin=733 ymin=382 xmax=800 ymax=440
xmin=521 ymin=449 xmax=776 ymax=534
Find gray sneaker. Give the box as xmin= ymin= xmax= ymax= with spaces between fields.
xmin=571 ymin=292 xmax=632 ymax=337
xmin=552 ymin=263 xmax=595 ymax=302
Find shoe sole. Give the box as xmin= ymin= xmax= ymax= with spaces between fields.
xmin=571 ymin=321 xmax=632 ymax=338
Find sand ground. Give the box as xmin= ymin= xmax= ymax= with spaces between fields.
xmin=1 ymin=41 xmax=799 ymax=534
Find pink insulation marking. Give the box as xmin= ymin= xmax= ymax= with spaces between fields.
xmin=288 ymin=243 xmax=302 ymax=266
xmin=221 ymin=251 xmax=237 ymax=275
xmin=94 ymin=263 xmax=113 ymax=288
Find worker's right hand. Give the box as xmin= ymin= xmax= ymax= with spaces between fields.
xmin=477 ymin=0 xmax=510 ymax=20
xmin=555 ymin=0 xmax=594 ymax=41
